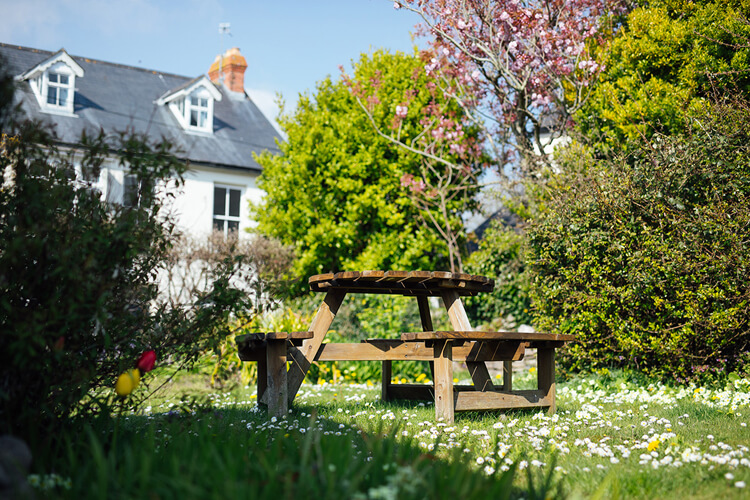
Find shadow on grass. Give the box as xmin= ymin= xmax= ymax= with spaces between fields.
xmin=28 ymin=402 xmax=566 ymax=500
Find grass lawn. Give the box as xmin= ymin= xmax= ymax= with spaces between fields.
xmin=28 ymin=368 xmax=750 ymax=499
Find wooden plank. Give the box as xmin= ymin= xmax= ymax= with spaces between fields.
xmin=399 ymin=270 xmax=432 ymax=284
xmin=502 ymin=360 xmax=513 ymax=392
xmin=381 ymin=360 xmax=392 ymax=402
xmin=380 ymin=270 xmax=409 ymax=282
xmin=417 ymin=295 xmax=435 ymax=381
xmin=417 ymin=296 xmax=434 ymax=331
xmin=433 ymin=340 xmax=454 ymax=423
xmin=308 ymin=271 xmax=494 ymax=295
xmin=440 ymin=290 xmax=495 ymax=393
xmin=308 ymin=273 xmax=335 ymax=287
xmin=257 ymin=354 xmax=267 ymax=402
xmin=385 ymin=384 xmax=482 ymax=401
xmin=440 ymin=291 xmax=472 ymax=331
xmin=265 ymin=331 xmax=314 ymax=340
xmin=384 ymin=383 xmax=433 ymax=401
xmin=454 ymin=390 xmax=552 ymax=411
xmin=538 ymin=347 xmax=556 ymax=414
xmin=314 ymin=340 xmax=525 ymax=362
xmin=358 ymin=270 xmax=385 ymax=281
xmin=337 ymin=271 xmax=361 ymax=280
xmin=401 ymin=331 xmax=577 ymax=342
xmin=266 ymin=339 xmax=288 ymax=418
xmin=287 ymin=289 xmax=347 ymax=404
xmin=468 ymin=362 xmax=495 ymax=392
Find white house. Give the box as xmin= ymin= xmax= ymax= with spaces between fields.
xmin=1 ymin=43 xmax=280 ymax=238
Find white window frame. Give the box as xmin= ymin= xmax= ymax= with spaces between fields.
xmin=45 ymin=68 xmax=73 ymax=109
xmin=213 ymin=184 xmax=243 ymax=236
xmin=187 ymin=90 xmax=212 ymax=131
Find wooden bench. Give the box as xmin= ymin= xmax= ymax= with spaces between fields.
xmin=236 ymin=331 xmax=313 ymax=418
xmin=400 ymin=331 xmax=576 ymax=423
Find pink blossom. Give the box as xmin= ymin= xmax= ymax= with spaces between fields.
xmin=395 ymin=104 xmax=409 ymax=118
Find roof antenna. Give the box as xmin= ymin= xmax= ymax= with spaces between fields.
xmin=218 ymin=23 xmax=232 ymax=84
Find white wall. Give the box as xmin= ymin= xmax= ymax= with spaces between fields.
xmin=96 ymin=159 xmax=263 ymax=239
xmin=171 ymin=164 xmax=263 ymax=238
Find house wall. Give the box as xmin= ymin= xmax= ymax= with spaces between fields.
xmin=171 ymin=164 xmax=263 ymax=238
xmin=92 ymin=157 xmax=262 ymax=239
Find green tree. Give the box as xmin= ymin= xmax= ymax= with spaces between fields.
xmin=577 ymin=0 xmax=750 ymax=148
xmin=253 ymin=50 xmax=481 ymax=283
xmin=526 ymin=99 xmax=750 ymax=381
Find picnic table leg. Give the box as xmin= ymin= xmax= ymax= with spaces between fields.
xmin=433 ymin=339 xmax=454 ymax=423
xmin=417 ymin=296 xmax=436 ymax=381
xmin=381 ymin=360 xmax=392 ymax=401
xmin=440 ymin=290 xmax=494 ymax=392
xmin=502 ymin=360 xmax=513 ymax=392
xmin=537 ymin=347 xmax=556 ymax=414
xmin=287 ymin=290 xmax=346 ymax=406
xmin=267 ymin=339 xmax=288 ymax=418
xmin=257 ymin=354 xmax=268 ymax=403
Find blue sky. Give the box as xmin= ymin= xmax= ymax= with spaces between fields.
xmin=0 ymin=0 xmax=422 ymax=128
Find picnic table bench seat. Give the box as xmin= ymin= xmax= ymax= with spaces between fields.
xmin=397 ymin=330 xmax=576 ymax=421
xmin=236 ymin=331 xmax=313 ymax=417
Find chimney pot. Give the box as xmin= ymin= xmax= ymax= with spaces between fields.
xmin=208 ymin=47 xmax=247 ymax=93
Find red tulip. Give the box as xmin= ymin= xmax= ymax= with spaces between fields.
xmin=136 ymin=350 xmax=156 ymax=373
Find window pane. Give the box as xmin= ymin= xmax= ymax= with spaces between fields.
xmin=59 ymin=88 xmax=68 ymax=106
xmin=190 ymin=109 xmax=198 ymax=126
xmin=213 ymin=218 xmax=225 ymax=233
xmin=228 ymin=189 xmax=241 ymax=217
xmin=198 ymin=110 xmax=207 ymax=128
xmin=123 ymin=175 xmax=139 ymax=207
xmin=213 ymin=186 xmax=226 ymax=216
xmin=49 ymin=73 xmax=59 ymax=83
xmin=47 ymin=87 xmax=57 ymax=105
xmin=227 ymin=220 xmax=239 ymax=233
xmin=60 ymin=74 xmax=69 ymax=85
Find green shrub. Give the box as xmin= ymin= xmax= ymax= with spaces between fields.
xmin=527 ymin=99 xmax=750 ymax=381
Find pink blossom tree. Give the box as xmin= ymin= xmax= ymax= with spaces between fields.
xmin=393 ymin=0 xmax=627 ymax=174
xmin=347 ymin=1 xmax=625 ymax=271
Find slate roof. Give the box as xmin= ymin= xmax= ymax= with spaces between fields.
xmin=0 ymin=43 xmax=281 ymax=172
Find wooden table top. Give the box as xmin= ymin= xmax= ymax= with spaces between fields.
xmin=308 ymin=270 xmax=495 ymax=296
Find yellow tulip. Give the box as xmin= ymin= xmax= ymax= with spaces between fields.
xmin=115 ymin=369 xmax=141 ymax=397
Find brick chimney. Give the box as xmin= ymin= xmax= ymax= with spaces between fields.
xmin=208 ymin=47 xmax=247 ymax=93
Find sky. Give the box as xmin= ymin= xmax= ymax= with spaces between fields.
xmin=0 ymin=0 xmax=423 ymax=130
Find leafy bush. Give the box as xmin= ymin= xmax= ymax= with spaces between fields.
xmin=527 ymin=99 xmax=750 ymax=381
xmin=0 ymin=64 xmax=285 ymax=439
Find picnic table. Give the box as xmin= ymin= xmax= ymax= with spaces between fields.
xmin=237 ymin=270 xmax=575 ymax=423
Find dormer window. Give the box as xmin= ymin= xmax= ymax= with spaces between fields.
xmin=156 ymin=76 xmax=221 ymax=134
xmin=16 ymin=49 xmax=83 ymax=116
xmin=46 ymin=70 xmax=72 ymax=108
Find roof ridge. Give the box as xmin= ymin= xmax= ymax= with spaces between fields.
xmin=0 ymin=42 xmax=195 ymax=81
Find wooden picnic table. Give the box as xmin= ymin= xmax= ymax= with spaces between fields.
xmin=238 ymin=270 xmax=575 ymax=422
